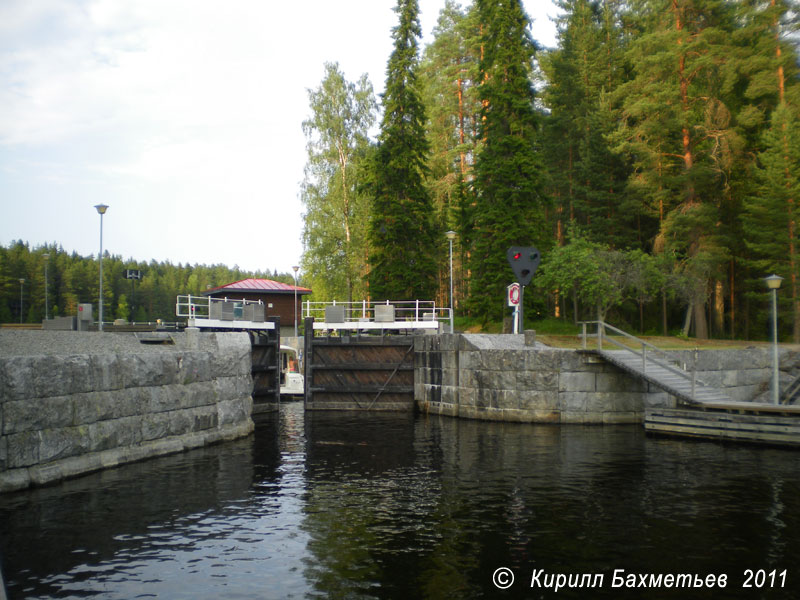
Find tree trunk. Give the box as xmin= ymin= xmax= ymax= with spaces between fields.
xmin=682 ymin=303 xmax=692 ymax=337
xmin=693 ymin=300 xmax=708 ymax=339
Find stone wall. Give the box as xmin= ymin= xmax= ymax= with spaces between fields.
xmin=0 ymin=330 xmax=254 ymax=493
xmin=415 ymin=334 xmax=796 ymax=424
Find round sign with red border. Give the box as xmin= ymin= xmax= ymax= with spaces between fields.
xmin=507 ymin=283 xmax=520 ymax=306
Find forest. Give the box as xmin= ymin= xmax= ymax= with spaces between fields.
xmin=2 ymin=0 xmax=799 ymax=342
xmin=300 ymin=0 xmax=800 ymax=341
xmin=0 ymin=240 xmax=295 ymax=325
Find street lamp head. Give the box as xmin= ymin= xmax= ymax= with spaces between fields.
xmin=765 ymin=274 xmax=784 ymax=290
xmin=292 ymin=265 xmax=299 ymax=273
xmin=19 ymin=278 xmax=25 ymax=284
xmin=94 ymin=204 xmax=109 ymax=215
xmin=43 ymin=253 xmax=50 ymax=260
xmin=445 ymin=230 xmax=457 ymax=241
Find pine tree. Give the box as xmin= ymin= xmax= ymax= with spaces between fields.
xmin=468 ymin=0 xmax=547 ymax=322
xmin=420 ymin=1 xmax=483 ymax=309
xmin=367 ymin=0 xmax=438 ymax=301
xmin=542 ymin=0 xmax=635 ymax=250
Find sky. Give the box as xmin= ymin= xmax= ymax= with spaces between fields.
xmin=0 ymin=0 xmax=560 ymax=275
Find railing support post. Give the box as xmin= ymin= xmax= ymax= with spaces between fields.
xmin=691 ymin=348 xmax=697 ymax=401
xmin=582 ymin=322 xmax=587 ymax=350
xmin=597 ymin=321 xmax=603 ymax=350
xmin=642 ymin=343 xmax=646 ymax=374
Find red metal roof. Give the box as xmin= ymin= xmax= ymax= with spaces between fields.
xmin=203 ymin=278 xmax=312 ymax=295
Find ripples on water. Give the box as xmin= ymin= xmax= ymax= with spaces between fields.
xmin=1 ymin=402 xmax=798 ymax=599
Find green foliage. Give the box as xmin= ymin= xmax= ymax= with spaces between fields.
xmin=301 ymin=62 xmax=377 ymax=303
xmin=467 ymin=0 xmax=548 ymax=322
xmin=0 ymin=241 xmax=292 ymax=324
xmin=367 ymin=0 xmax=438 ymax=301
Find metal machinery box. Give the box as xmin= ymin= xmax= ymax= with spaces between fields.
xmin=325 ymin=305 xmax=346 ymax=323
xmin=77 ymin=303 xmax=93 ymax=331
xmin=374 ymin=304 xmax=395 ymax=323
xmin=210 ymin=301 xmax=235 ymax=321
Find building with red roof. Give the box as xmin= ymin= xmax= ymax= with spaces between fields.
xmin=203 ymin=278 xmax=312 ymax=336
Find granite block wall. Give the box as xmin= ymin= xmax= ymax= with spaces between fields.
xmin=0 ymin=330 xmax=254 ymax=493
xmin=415 ymin=334 xmax=795 ymax=424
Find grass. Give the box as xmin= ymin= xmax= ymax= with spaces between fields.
xmin=454 ymin=316 xmax=773 ymax=350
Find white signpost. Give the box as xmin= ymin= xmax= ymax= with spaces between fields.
xmin=507 ymin=282 xmax=521 ymax=334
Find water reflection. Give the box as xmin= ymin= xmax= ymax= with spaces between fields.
xmin=1 ymin=402 xmax=798 ymax=599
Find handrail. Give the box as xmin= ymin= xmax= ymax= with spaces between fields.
xmin=579 ymin=320 xmax=705 ymax=399
xmin=303 ymin=299 xmax=452 ymax=331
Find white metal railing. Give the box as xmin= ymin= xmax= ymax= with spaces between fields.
xmin=580 ymin=320 xmax=703 ymax=398
xmin=303 ymin=299 xmax=453 ymax=332
xmin=176 ymin=295 xmax=275 ymax=329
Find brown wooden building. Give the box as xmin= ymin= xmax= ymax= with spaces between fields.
xmin=203 ymin=278 xmax=312 ymax=336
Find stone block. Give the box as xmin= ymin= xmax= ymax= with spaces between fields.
xmin=516 ymin=370 xmax=558 ymax=391
xmin=176 ymin=352 xmax=208 ymax=385
xmin=559 ymin=372 xmax=595 ymax=392
xmin=6 ymin=431 xmax=39 ymax=467
xmin=0 ymin=468 xmax=31 ymax=493
xmin=595 ymin=372 xmax=646 ymax=393
xmin=459 ymin=387 xmax=477 ymax=407
xmin=0 ymin=356 xmax=34 ymax=401
xmin=561 ymin=392 xmax=588 ymax=412
xmin=168 ymin=410 xmax=193 ymax=436
xmin=217 ymin=397 xmax=251 ymax=426
xmin=89 ymin=417 xmax=140 ymax=452
xmin=459 ymin=351 xmax=481 ymax=371
xmin=147 ymin=386 xmax=182 ymax=414
xmin=517 ymin=390 xmax=558 ymax=411
xmin=141 ymin=413 xmax=169 ymax=441
xmin=89 ymin=353 xmax=124 ymax=391
xmin=736 ymin=368 xmax=771 ymax=387
xmin=192 ymin=405 xmax=219 ymax=432
xmin=4 ymin=396 xmax=72 ymax=434
xmin=33 ymin=354 xmax=93 ymax=398
xmin=38 ymin=425 xmax=91 ymax=463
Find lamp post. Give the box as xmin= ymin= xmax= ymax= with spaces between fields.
xmin=445 ymin=230 xmax=456 ymax=333
xmin=765 ymin=274 xmax=783 ymax=404
xmin=43 ymin=253 xmax=50 ymax=321
xmin=292 ymin=265 xmax=300 ymax=338
xmin=95 ymin=204 xmax=109 ymax=331
xmin=19 ymin=278 xmax=25 ymax=323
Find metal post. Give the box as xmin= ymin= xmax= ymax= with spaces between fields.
xmin=642 ymin=343 xmax=647 ymax=374
xmin=597 ymin=320 xmax=603 ymax=350
xmin=292 ymin=265 xmax=299 ymax=338
xmin=95 ymin=204 xmax=108 ymax=331
xmin=19 ymin=279 xmax=24 ymax=323
xmin=772 ymin=286 xmax=780 ymax=405
xmin=691 ymin=348 xmax=697 ymax=401
xmin=582 ymin=322 xmax=587 ymax=350
xmin=43 ymin=253 xmax=50 ymax=321
xmin=446 ymin=230 xmax=456 ymax=333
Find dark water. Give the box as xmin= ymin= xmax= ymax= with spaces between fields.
xmin=1 ymin=402 xmax=798 ymax=599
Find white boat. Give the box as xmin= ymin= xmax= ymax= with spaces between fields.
xmin=280 ymin=345 xmax=304 ymax=399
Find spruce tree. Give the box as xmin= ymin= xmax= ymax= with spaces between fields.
xmin=468 ymin=0 xmax=547 ymax=323
xmin=367 ymin=0 xmax=437 ymax=301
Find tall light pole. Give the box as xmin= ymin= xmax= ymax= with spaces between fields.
xmin=292 ymin=265 xmax=300 ymax=338
xmin=95 ymin=204 xmax=109 ymax=331
xmin=445 ymin=230 xmax=456 ymax=333
xmin=765 ymin=274 xmax=783 ymax=405
xmin=19 ymin=278 xmax=25 ymax=323
xmin=43 ymin=253 xmax=50 ymax=321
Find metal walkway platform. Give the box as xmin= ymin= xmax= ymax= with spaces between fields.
xmin=596 ymin=348 xmax=731 ymax=405
xmin=580 ymin=320 xmax=732 ymax=405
